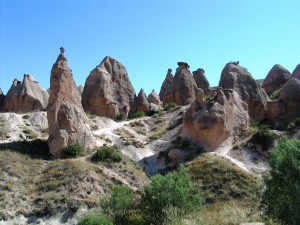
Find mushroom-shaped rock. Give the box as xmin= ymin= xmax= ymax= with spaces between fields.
xmin=172 ymin=62 xmax=198 ymax=105
xmin=82 ymin=56 xmax=136 ymax=118
xmin=262 ymin=64 xmax=291 ymax=95
xmin=159 ymin=69 xmax=174 ymax=104
xmin=291 ymin=64 xmax=300 ymax=80
xmin=148 ymin=89 xmax=161 ymax=105
xmin=136 ymin=88 xmax=150 ymax=113
xmin=193 ymin=68 xmax=210 ymax=93
xmin=182 ymin=88 xmax=249 ymax=150
xmin=47 ymin=49 xmax=95 ymax=157
xmin=219 ymin=63 xmax=269 ymax=122
xmin=2 ymin=75 xmax=49 ymax=113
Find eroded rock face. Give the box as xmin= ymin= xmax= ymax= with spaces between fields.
xmin=0 ymin=88 xmax=5 ymax=110
xmin=136 ymin=88 xmax=150 ymax=113
xmin=219 ymin=63 xmax=269 ymax=122
xmin=159 ymin=69 xmax=174 ymax=104
xmin=193 ymin=68 xmax=210 ymax=93
xmin=182 ymin=88 xmax=249 ymax=150
xmin=2 ymin=75 xmax=49 ymax=113
xmin=82 ymin=56 xmax=136 ymax=118
xmin=148 ymin=89 xmax=161 ymax=105
xmin=262 ymin=64 xmax=291 ymax=95
xmin=47 ymin=50 xmax=95 ymax=157
xmin=78 ymin=85 xmax=84 ymax=95
xmin=292 ymin=64 xmax=300 ymax=80
xmin=172 ymin=62 xmax=198 ymax=105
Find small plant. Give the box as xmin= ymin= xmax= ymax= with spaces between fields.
xmin=163 ymin=102 xmax=177 ymax=111
xmin=78 ymin=213 xmax=113 ymax=225
xmin=132 ymin=111 xmax=145 ymax=118
xmin=92 ymin=146 xmax=122 ymax=162
xmin=269 ymin=88 xmax=281 ymax=99
xmin=251 ymin=124 xmax=275 ymax=150
xmin=114 ymin=113 xmax=126 ymax=121
xmin=62 ymin=143 xmax=84 ymax=158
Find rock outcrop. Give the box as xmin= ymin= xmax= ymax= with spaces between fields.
xmin=0 ymin=88 xmax=5 ymax=110
xmin=2 ymin=75 xmax=49 ymax=113
xmin=172 ymin=62 xmax=198 ymax=105
xmin=159 ymin=69 xmax=174 ymax=104
xmin=182 ymin=88 xmax=249 ymax=150
xmin=136 ymin=88 xmax=150 ymax=113
xmin=262 ymin=64 xmax=291 ymax=95
xmin=291 ymin=64 xmax=300 ymax=80
xmin=82 ymin=56 xmax=136 ymax=118
xmin=193 ymin=68 xmax=210 ymax=93
xmin=219 ymin=62 xmax=269 ymax=122
xmin=148 ymin=89 xmax=161 ymax=105
xmin=47 ymin=49 xmax=95 ymax=157
xmin=78 ymin=85 xmax=84 ymax=95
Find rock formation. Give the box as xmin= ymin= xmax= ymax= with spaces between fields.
xmin=0 ymin=88 xmax=5 ymax=110
xmin=136 ymin=88 xmax=150 ymax=113
xmin=2 ymin=75 xmax=49 ymax=113
xmin=262 ymin=64 xmax=291 ymax=95
xmin=47 ymin=48 xmax=95 ymax=157
xmin=291 ymin=64 xmax=300 ymax=80
xmin=159 ymin=69 xmax=174 ymax=104
xmin=182 ymin=88 xmax=249 ymax=150
xmin=78 ymin=85 xmax=84 ymax=95
xmin=193 ymin=68 xmax=210 ymax=94
xmin=172 ymin=62 xmax=198 ymax=105
xmin=82 ymin=56 xmax=136 ymax=118
xmin=219 ymin=62 xmax=269 ymax=122
xmin=148 ymin=89 xmax=161 ymax=105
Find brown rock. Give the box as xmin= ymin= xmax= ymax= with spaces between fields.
xmin=193 ymin=68 xmax=210 ymax=93
xmin=0 ymin=88 xmax=5 ymax=111
xmin=148 ymin=89 xmax=161 ymax=105
xmin=2 ymin=75 xmax=49 ymax=113
xmin=168 ymin=149 xmax=185 ymax=162
xmin=159 ymin=69 xmax=174 ymax=104
xmin=262 ymin=64 xmax=291 ymax=95
xmin=219 ymin=62 xmax=269 ymax=122
xmin=291 ymin=64 xmax=300 ymax=80
xmin=172 ymin=62 xmax=198 ymax=105
xmin=47 ymin=49 xmax=95 ymax=157
xmin=136 ymin=88 xmax=150 ymax=113
xmin=82 ymin=56 xmax=136 ymax=118
xmin=182 ymin=88 xmax=249 ymax=150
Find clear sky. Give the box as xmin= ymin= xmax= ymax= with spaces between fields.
xmin=0 ymin=0 xmax=299 ymax=96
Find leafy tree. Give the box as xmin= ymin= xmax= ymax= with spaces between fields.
xmin=77 ymin=213 xmax=113 ymax=225
xmin=101 ymin=185 xmax=134 ymax=225
xmin=141 ymin=165 xmax=205 ymax=225
xmin=261 ymin=137 xmax=300 ymax=225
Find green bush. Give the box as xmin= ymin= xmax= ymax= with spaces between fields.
xmin=92 ymin=146 xmax=122 ymax=162
xmin=141 ymin=165 xmax=205 ymax=225
xmin=101 ymin=185 xmax=134 ymax=225
xmin=132 ymin=111 xmax=145 ymax=118
xmin=77 ymin=213 xmax=113 ymax=225
xmin=261 ymin=137 xmax=300 ymax=225
xmin=163 ymin=102 xmax=177 ymax=111
xmin=62 ymin=143 xmax=84 ymax=158
xmin=251 ymin=124 xmax=275 ymax=150
xmin=114 ymin=113 xmax=126 ymax=121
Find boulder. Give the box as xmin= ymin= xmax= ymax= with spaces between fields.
xmin=168 ymin=149 xmax=185 ymax=162
xmin=2 ymin=75 xmax=49 ymax=113
xmin=82 ymin=56 xmax=136 ymax=118
xmin=47 ymin=49 xmax=95 ymax=157
xmin=136 ymin=88 xmax=150 ymax=113
xmin=292 ymin=64 xmax=300 ymax=80
xmin=172 ymin=62 xmax=198 ymax=105
xmin=219 ymin=62 xmax=269 ymax=122
xmin=159 ymin=69 xmax=174 ymax=104
xmin=193 ymin=68 xmax=210 ymax=93
xmin=262 ymin=64 xmax=291 ymax=95
xmin=0 ymin=88 xmax=5 ymax=110
xmin=148 ymin=89 xmax=161 ymax=105
xmin=182 ymin=88 xmax=249 ymax=150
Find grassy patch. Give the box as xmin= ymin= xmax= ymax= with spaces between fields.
xmin=163 ymin=102 xmax=177 ymax=111
xmin=92 ymin=146 xmax=122 ymax=162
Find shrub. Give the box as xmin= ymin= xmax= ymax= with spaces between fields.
xmin=261 ymin=137 xmax=300 ymax=225
xmin=141 ymin=165 xmax=204 ymax=225
xmin=132 ymin=111 xmax=145 ymax=118
xmin=101 ymin=185 xmax=134 ymax=225
xmin=78 ymin=213 xmax=113 ymax=225
xmin=251 ymin=124 xmax=275 ymax=150
xmin=114 ymin=113 xmax=126 ymax=121
xmin=62 ymin=143 xmax=84 ymax=158
xmin=92 ymin=146 xmax=122 ymax=162
xmin=269 ymin=88 xmax=281 ymax=99
xmin=163 ymin=102 xmax=177 ymax=111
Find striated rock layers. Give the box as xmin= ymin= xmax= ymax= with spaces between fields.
xmin=148 ymin=89 xmax=161 ymax=105
xmin=136 ymin=88 xmax=150 ymax=113
xmin=182 ymin=88 xmax=249 ymax=150
xmin=219 ymin=63 xmax=269 ymax=122
xmin=2 ymin=75 xmax=49 ymax=113
xmin=82 ymin=56 xmax=136 ymax=118
xmin=262 ymin=64 xmax=291 ymax=95
xmin=159 ymin=69 xmax=174 ymax=104
xmin=0 ymin=88 xmax=5 ymax=110
xmin=193 ymin=68 xmax=210 ymax=93
xmin=47 ymin=50 xmax=95 ymax=157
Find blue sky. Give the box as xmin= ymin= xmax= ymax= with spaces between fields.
xmin=1 ymin=0 xmax=299 ymax=95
